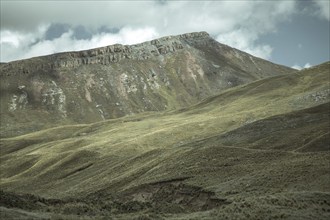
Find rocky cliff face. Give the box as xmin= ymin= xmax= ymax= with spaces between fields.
xmin=1 ymin=32 xmax=208 ymax=73
xmin=0 ymin=31 xmax=294 ymax=137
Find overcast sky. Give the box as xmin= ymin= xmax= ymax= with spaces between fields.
xmin=0 ymin=0 xmax=329 ymax=69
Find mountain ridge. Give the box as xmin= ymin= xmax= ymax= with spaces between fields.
xmin=1 ymin=32 xmax=211 ymax=72
xmin=0 ymin=31 xmax=292 ymax=75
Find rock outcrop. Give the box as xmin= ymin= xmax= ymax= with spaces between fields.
xmin=1 ymin=32 xmax=209 ymax=75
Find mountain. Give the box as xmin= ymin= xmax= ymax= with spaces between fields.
xmin=0 ymin=54 xmax=329 ymax=220
xmin=0 ymin=31 xmax=294 ymax=138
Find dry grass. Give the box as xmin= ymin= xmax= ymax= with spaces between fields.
xmin=0 ymin=62 xmax=329 ymax=219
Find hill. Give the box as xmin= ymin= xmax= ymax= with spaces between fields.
xmin=0 ymin=61 xmax=329 ymax=219
xmin=0 ymin=31 xmax=293 ymax=137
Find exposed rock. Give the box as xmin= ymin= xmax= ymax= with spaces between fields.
xmin=1 ymin=32 xmax=209 ymax=75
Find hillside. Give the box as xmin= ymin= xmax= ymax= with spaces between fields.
xmin=0 ymin=31 xmax=293 ymax=138
xmin=0 ymin=61 xmax=329 ymax=219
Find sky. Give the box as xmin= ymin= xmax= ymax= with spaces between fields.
xmin=0 ymin=0 xmax=329 ymax=69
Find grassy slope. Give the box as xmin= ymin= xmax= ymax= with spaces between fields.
xmin=0 ymin=62 xmax=329 ymax=219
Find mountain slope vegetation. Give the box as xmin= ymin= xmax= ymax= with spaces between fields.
xmin=1 ymin=61 xmax=329 ymax=219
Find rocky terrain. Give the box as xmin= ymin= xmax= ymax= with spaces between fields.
xmin=0 ymin=31 xmax=293 ymax=137
xmin=0 ymin=33 xmax=329 ymax=220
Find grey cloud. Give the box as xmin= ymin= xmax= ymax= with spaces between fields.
xmin=72 ymin=25 xmax=93 ymax=40
xmin=313 ymin=0 xmax=330 ymax=20
xmin=45 ymin=23 xmax=116 ymax=41
xmin=97 ymin=26 xmax=120 ymax=34
xmin=45 ymin=23 xmax=70 ymax=40
xmin=1 ymin=1 xmax=297 ymax=36
xmin=0 ymin=1 xmax=158 ymax=31
xmin=1 ymin=0 xmax=301 ymax=62
xmin=298 ymin=0 xmax=330 ymax=21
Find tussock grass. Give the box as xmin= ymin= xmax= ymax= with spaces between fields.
xmin=1 ymin=62 xmax=330 ymax=219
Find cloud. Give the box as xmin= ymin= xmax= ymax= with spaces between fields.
xmin=313 ymin=0 xmax=330 ymax=20
xmin=0 ymin=26 xmax=158 ymax=62
xmin=0 ymin=25 xmax=50 ymax=62
xmin=291 ymin=63 xmax=312 ymax=70
xmin=209 ymin=1 xmax=296 ymax=59
xmin=0 ymin=0 xmax=298 ymax=62
xmin=0 ymin=1 xmax=157 ymax=31
xmin=216 ymin=29 xmax=273 ymax=59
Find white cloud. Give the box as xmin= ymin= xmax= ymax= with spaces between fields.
xmin=0 ymin=25 xmax=49 ymax=62
xmin=0 ymin=1 xmax=298 ymax=62
xmin=291 ymin=63 xmax=312 ymax=70
xmin=304 ymin=63 xmax=312 ymax=68
xmin=216 ymin=29 xmax=273 ymax=59
xmin=313 ymin=0 xmax=330 ymax=20
xmin=214 ymin=1 xmax=296 ymax=59
xmin=1 ymin=26 xmax=159 ymax=62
